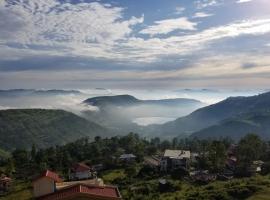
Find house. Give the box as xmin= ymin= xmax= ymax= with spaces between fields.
xmin=226 ymin=156 xmax=237 ymax=171
xmin=251 ymin=160 xmax=264 ymax=173
xmin=160 ymin=150 xmax=190 ymax=172
xmin=33 ymin=170 xmax=63 ymax=198
xmin=33 ymin=170 xmax=122 ymax=200
xmin=0 ymin=174 xmax=12 ymax=193
xmin=70 ymin=163 xmax=96 ymax=181
xmin=143 ymin=156 xmax=160 ymax=168
xmin=119 ymin=154 xmax=136 ymax=163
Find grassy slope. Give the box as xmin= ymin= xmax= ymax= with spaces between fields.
xmin=0 ymin=109 xmax=111 ymax=151
xmin=248 ymin=187 xmax=270 ymax=200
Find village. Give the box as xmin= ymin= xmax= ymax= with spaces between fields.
xmin=0 ymin=134 xmax=267 ymax=200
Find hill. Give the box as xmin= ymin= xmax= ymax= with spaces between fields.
xmin=84 ymin=95 xmax=140 ymax=107
xmin=191 ymin=111 xmax=270 ymax=140
xmin=0 ymin=109 xmax=112 ymax=151
xmin=83 ymin=94 xmax=202 ymax=107
xmin=82 ymin=95 xmax=204 ymax=132
xmin=149 ymin=92 xmax=270 ymax=138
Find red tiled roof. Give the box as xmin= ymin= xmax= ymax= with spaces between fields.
xmin=33 ymin=170 xmax=62 ymax=183
xmin=38 ymin=184 xmax=122 ymax=200
xmin=71 ymin=163 xmax=91 ymax=173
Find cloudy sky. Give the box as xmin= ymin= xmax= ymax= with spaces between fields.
xmin=0 ymin=0 xmax=270 ymax=90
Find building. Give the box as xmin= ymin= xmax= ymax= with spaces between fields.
xmin=160 ymin=150 xmax=190 ymax=172
xmin=33 ymin=170 xmax=63 ymax=198
xmin=33 ymin=170 xmax=122 ymax=200
xmin=119 ymin=154 xmax=136 ymax=163
xmin=70 ymin=163 xmax=96 ymax=181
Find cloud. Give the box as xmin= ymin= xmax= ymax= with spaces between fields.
xmin=174 ymin=6 xmax=185 ymax=14
xmin=123 ymin=19 xmax=270 ymax=62
xmin=0 ymin=0 xmax=270 ymax=66
xmin=193 ymin=12 xmax=214 ymax=18
xmin=139 ymin=17 xmax=197 ymax=36
xmin=0 ymin=0 xmax=144 ymax=59
xmin=236 ymin=0 xmax=254 ymax=3
xmin=195 ymin=0 xmax=220 ymax=9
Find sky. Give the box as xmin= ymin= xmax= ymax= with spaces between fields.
xmin=0 ymin=0 xmax=270 ymax=90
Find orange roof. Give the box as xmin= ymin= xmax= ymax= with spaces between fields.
xmin=37 ymin=184 xmax=122 ymax=200
xmin=33 ymin=170 xmax=62 ymax=183
xmin=71 ymin=163 xmax=91 ymax=173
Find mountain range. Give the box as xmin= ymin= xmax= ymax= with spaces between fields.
xmin=0 ymin=89 xmax=82 ymax=97
xmin=2 ymin=91 xmax=270 ymax=150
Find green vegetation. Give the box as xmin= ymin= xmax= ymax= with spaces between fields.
xmin=248 ymin=187 xmax=270 ymax=200
xmin=192 ymin=112 xmax=270 ymax=140
xmin=0 ymin=109 xmax=111 ymax=150
xmin=151 ymin=91 xmax=270 ymax=139
xmin=1 ymin=133 xmax=270 ymax=199
xmin=101 ymin=169 xmax=126 ymax=183
xmin=0 ymin=181 xmax=32 ymax=200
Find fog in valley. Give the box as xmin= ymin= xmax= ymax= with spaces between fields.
xmin=0 ymin=88 xmax=262 ymax=126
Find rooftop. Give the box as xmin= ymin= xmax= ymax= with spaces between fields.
xmin=71 ymin=163 xmax=91 ymax=173
xmin=163 ymin=150 xmax=191 ymax=159
xmin=33 ymin=170 xmax=62 ymax=183
xmin=119 ymin=154 xmax=136 ymax=159
xmin=37 ymin=183 xmax=122 ymax=200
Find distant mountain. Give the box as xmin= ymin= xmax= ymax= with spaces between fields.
xmin=0 ymin=89 xmax=82 ymax=97
xmin=0 ymin=109 xmax=112 ymax=151
xmin=33 ymin=89 xmax=81 ymax=95
xmin=82 ymin=95 xmax=204 ymax=134
xmin=84 ymin=95 xmax=139 ymax=107
xmin=191 ymin=111 xmax=270 ymax=141
xmin=83 ymin=94 xmax=203 ymax=107
xmin=149 ymin=92 xmax=270 ymax=138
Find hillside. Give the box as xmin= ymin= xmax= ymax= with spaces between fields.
xmin=148 ymin=91 xmax=270 ymax=138
xmin=0 ymin=109 xmax=111 ymax=151
xmin=190 ymin=112 xmax=270 ymax=140
xmin=83 ymin=94 xmax=202 ymax=107
xmin=84 ymin=95 xmax=140 ymax=107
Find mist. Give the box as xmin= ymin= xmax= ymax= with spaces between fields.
xmin=0 ymin=88 xmax=263 ymax=126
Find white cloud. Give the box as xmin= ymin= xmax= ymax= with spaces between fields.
xmin=139 ymin=17 xmax=197 ymax=36
xmin=193 ymin=12 xmax=214 ymax=18
xmin=0 ymin=0 xmax=143 ymax=52
xmin=175 ymin=6 xmax=185 ymax=14
xmin=0 ymin=0 xmax=270 ymax=65
xmin=236 ymin=0 xmax=254 ymax=3
xmin=195 ymin=0 xmax=220 ymax=9
xmin=122 ymin=19 xmax=270 ymax=62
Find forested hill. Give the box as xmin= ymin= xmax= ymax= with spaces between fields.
xmin=190 ymin=111 xmax=270 ymax=141
xmin=0 ymin=109 xmax=112 ymax=151
xmin=147 ymin=91 xmax=270 ymax=138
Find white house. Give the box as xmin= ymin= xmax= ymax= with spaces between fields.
xmin=160 ymin=150 xmax=191 ymax=172
xmin=69 ymin=163 xmax=95 ymax=180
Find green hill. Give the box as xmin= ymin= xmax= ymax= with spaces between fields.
xmin=0 ymin=109 xmax=112 ymax=151
xmin=149 ymin=91 xmax=270 ymax=138
xmin=191 ymin=111 xmax=270 ymax=140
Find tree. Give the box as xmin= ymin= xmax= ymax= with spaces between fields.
xmin=208 ymin=141 xmax=226 ymax=173
xmin=236 ymin=134 xmax=263 ymax=176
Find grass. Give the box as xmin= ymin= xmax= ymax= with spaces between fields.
xmin=247 ymin=187 xmax=270 ymax=200
xmin=101 ymin=169 xmax=126 ymax=183
xmin=0 ymin=181 xmax=32 ymax=200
